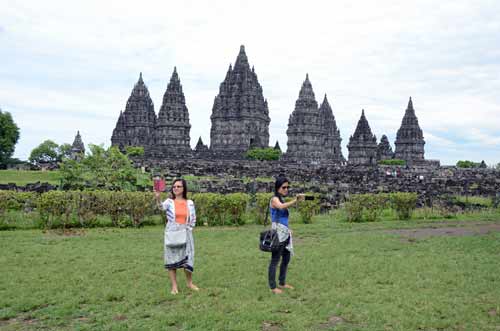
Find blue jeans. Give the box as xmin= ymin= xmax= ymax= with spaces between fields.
xmin=268 ymin=237 xmax=291 ymax=289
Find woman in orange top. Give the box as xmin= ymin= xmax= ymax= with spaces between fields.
xmin=155 ymin=178 xmax=198 ymax=295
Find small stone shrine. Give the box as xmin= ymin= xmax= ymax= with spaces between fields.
xmin=70 ymin=131 xmax=85 ymax=160
xmin=347 ymin=110 xmax=378 ymax=165
xmin=377 ymin=134 xmax=394 ymax=161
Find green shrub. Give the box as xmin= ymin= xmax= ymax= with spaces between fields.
xmin=344 ymin=195 xmax=364 ymax=222
xmin=344 ymin=193 xmax=390 ymax=222
xmin=245 ymin=148 xmax=281 ymax=161
xmin=378 ymin=159 xmax=406 ymax=166
xmin=456 ymin=160 xmax=479 ymax=168
xmin=390 ymin=192 xmax=418 ymax=220
xmin=0 ymin=191 xmax=39 ymax=214
xmin=296 ymin=194 xmax=321 ymax=224
xmin=255 ymin=193 xmax=273 ymax=224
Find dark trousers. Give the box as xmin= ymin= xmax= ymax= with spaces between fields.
xmin=268 ymin=237 xmax=291 ymax=289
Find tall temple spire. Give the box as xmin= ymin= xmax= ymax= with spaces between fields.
xmin=111 ymin=73 xmax=156 ymax=152
xmin=297 ymin=74 xmax=317 ymax=104
xmin=394 ymin=97 xmax=425 ymax=163
xmin=285 ymin=75 xmax=326 ymax=161
xmin=319 ymin=93 xmax=344 ymax=162
xmin=347 ymin=109 xmax=378 ymax=165
xmin=209 ymin=45 xmax=270 ymax=157
xmin=154 ymin=67 xmax=191 ymax=156
xmin=234 ymin=44 xmax=250 ymax=71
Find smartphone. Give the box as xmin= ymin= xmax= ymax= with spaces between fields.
xmin=153 ymin=178 xmax=166 ymax=192
xmin=304 ymin=196 xmax=315 ymax=201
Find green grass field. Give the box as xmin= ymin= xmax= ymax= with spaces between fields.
xmin=1 ymin=216 xmax=499 ymax=330
xmin=0 ymin=170 xmax=61 ymax=186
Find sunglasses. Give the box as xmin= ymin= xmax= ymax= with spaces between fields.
xmin=172 ymin=185 xmax=184 ymax=189
xmin=281 ymin=186 xmax=289 ymax=189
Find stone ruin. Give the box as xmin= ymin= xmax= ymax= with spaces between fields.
xmin=70 ymin=131 xmax=85 ymax=161
xmin=284 ymin=75 xmax=344 ymax=163
xmin=110 ymin=45 xmax=434 ymax=167
xmin=209 ymin=45 xmax=270 ymax=157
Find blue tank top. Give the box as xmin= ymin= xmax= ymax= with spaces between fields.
xmin=270 ymin=198 xmax=289 ymax=227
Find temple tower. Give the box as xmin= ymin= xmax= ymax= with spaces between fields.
xmin=347 ymin=110 xmax=378 ymax=165
xmin=111 ymin=73 xmax=156 ymax=152
xmin=377 ymin=134 xmax=394 ymax=161
xmin=194 ymin=137 xmax=210 ymax=157
xmin=70 ymin=131 xmax=85 ymax=161
xmin=155 ymin=67 xmax=191 ymax=156
xmin=319 ymin=94 xmax=344 ymax=162
xmin=394 ymin=97 xmax=425 ymax=162
xmin=285 ymin=74 xmax=325 ymax=161
xmin=209 ymin=45 xmax=270 ymax=157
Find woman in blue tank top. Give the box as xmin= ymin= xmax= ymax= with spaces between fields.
xmin=268 ymin=175 xmax=304 ymax=294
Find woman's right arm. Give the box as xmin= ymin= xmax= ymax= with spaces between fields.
xmin=271 ymin=196 xmax=303 ymax=210
xmin=155 ymin=192 xmax=165 ymax=210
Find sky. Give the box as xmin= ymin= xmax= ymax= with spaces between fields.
xmin=1 ymin=0 xmax=500 ymax=166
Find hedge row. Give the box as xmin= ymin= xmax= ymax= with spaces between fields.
xmin=0 ymin=190 xmax=323 ymax=228
xmin=0 ymin=190 xmax=254 ymax=228
xmin=344 ymin=192 xmax=418 ymax=222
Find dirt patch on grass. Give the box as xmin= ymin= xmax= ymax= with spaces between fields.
xmin=262 ymin=321 xmax=282 ymax=331
xmin=388 ymin=222 xmax=500 ymax=239
xmin=318 ymin=315 xmax=346 ymax=329
xmin=43 ymin=228 xmax=87 ymax=237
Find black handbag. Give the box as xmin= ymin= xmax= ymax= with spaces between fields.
xmin=259 ymin=229 xmax=280 ymax=252
xmin=259 ymin=198 xmax=281 ymax=252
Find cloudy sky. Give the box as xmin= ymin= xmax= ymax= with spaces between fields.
xmin=2 ymin=0 xmax=500 ymax=166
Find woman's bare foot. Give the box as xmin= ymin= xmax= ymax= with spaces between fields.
xmin=271 ymin=288 xmax=283 ymax=294
xmin=188 ymin=284 xmax=199 ymax=291
xmin=278 ymin=284 xmax=294 ymax=290
xmin=170 ymin=288 xmax=179 ymax=295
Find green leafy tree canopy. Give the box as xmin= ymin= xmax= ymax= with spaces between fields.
xmin=0 ymin=108 xmax=20 ymax=168
xmin=59 ymin=144 xmax=150 ymax=191
xmin=29 ymin=140 xmax=59 ymax=165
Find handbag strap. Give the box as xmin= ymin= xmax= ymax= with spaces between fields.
xmin=264 ymin=197 xmax=274 ymax=226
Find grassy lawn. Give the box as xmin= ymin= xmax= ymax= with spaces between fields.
xmin=0 ymin=170 xmax=61 ymax=186
xmin=1 ymin=216 xmax=499 ymax=330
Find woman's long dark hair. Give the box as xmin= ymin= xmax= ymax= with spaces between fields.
xmin=274 ymin=175 xmax=289 ymax=203
xmin=170 ymin=178 xmax=188 ymax=200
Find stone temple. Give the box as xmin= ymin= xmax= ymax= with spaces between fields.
xmin=111 ymin=73 xmax=156 ymax=152
xmin=347 ymin=110 xmax=378 ymax=165
xmin=284 ymin=75 xmax=344 ymax=162
xmin=394 ymin=97 xmax=425 ymax=164
xmin=153 ymin=67 xmax=191 ymax=156
xmin=110 ymin=45 xmax=432 ymax=166
xmin=209 ymin=45 xmax=270 ymax=157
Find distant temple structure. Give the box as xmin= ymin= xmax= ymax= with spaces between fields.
xmin=394 ymin=97 xmax=425 ymax=164
xmin=347 ymin=110 xmax=378 ymax=165
xmin=70 ymin=131 xmax=85 ymax=160
xmin=110 ymin=45 xmax=432 ymax=166
xmin=284 ymin=75 xmax=344 ymax=162
xmin=209 ymin=45 xmax=270 ymax=157
xmin=111 ymin=73 xmax=156 ymax=152
xmin=153 ymin=67 xmax=191 ymax=156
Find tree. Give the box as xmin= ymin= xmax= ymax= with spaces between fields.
xmin=0 ymin=108 xmax=20 ymax=168
xmin=57 ymin=143 xmax=73 ymax=161
xmin=29 ymin=140 xmax=59 ymax=165
xmin=59 ymin=144 xmax=150 ymax=191
xmin=496 ymin=162 xmax=500 ymax=171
